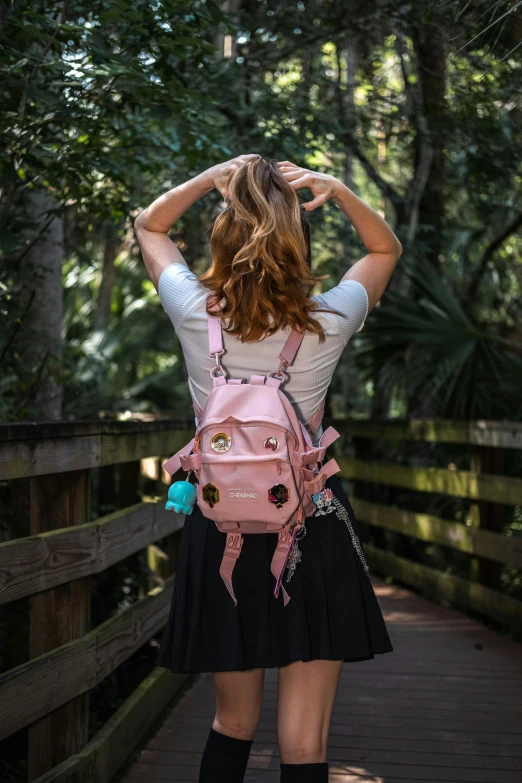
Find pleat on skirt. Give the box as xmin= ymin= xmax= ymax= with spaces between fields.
xmin=155 ymin=473 xmax=393 ymax=673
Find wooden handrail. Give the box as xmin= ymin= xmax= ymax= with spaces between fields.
xmin=336 ymin=418 xmax=522 ymax=449
xmin=339 ymin=457 xmax=522 ymax=505
xmin=0 ymin=499 xmax=184 ymax=605
xmin=351 ymin=498 xmax=522 ymax=568
xmin=0 ymin=575 xmax=175 ymax=741
xmin=0 ymin=418 xmax=193 ymax=480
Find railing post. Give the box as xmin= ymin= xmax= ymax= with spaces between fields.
xmin=469 ymin=445 xmax=505 ymax=589
xmin=28 ymin=469 xmax=91 ymax=780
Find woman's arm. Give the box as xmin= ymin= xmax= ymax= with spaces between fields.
xmin=135 ymin=154 xmax=260 ymax=291
xmin=134 ymin=171 xmax=214 ymax=291
xmin=277 ymin=161 xmax=402 ymax=311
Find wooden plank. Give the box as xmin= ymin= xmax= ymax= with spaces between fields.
xmin=336 ymin=419 xmax=522 ymax=449
xmin=94 ymin=576 xmax=174 ymax=683
xmin=0 ymin=576 xmax=175 ymax=741
xmin=470 ymin=445 xmax=505 ymax=589
xmin=364 ymin=544 xmax=522 ymax=631
xmin=351 ymin=498 xmax=522 ymax=568
xmin=0 ymin=428 xmax=192 ymax=480
xmin=0 ymin=500 xmax=184 ymax=605
xmin=33 ymin=668 xmax=190 ymax=783
xmin=28 ymin=470 xmax=91 ymax=780
xmin=339 ymin=457 xmax=522 ymax=505
xmin=0 ymin=417 xmax=192 ymax=443
xmin=0 ymin=435 xmax=101 ymax=481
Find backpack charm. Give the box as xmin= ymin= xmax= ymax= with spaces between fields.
xmin=312 ymin=487 xmax=335 ymax=516
xmin=165 ymin=476 xmax=197 ymax=515
xmin=331 ymin=495 xmax=370 ymax=576
xmin=285 ymin=523 xmax=306 ymax=583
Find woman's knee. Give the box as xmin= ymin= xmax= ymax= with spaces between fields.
xmin=211 ymin=668 xmax=265 ymax=741
xmin=212 ymin=713 xmax=259 ymax=741
xmin=278 ymin=726 xmax=327 ymax=764
xmin=276 ymin=660 xmax=342 ymax=764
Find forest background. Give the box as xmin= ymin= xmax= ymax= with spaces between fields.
xmin=2 ymin=0 xmax=522 ymax=424
xmin=1 ymin=2 xmax=521 ymax=779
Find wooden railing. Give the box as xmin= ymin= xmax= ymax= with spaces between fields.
xmin=1 ymin=417 xmax=521 ymax=783
xmin=0 ymin=419 xmax=193 ymax=783
xmin=335 ymin=419 xmax=522 ymax=632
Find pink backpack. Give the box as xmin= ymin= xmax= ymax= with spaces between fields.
xmin=163 ymin=294 xmax=341 ymax=606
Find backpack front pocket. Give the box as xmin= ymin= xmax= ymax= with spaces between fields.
xmin=196 ymin=453 xmax=299 ymax=532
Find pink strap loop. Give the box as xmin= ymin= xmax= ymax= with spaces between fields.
xmin=162 ymin=437 xmax=195 ymax=476
xmin=307 ymin=399 xmax=325 ymax=436
xmin=303 ymin=458 xmax=340 ymax=495
xmin=319 ymin=426 xmax=340 ymax=450
xmin=219 ymin=533 xmax=243 ymax=605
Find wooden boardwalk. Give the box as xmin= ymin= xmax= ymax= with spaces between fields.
xmin=119 ymin=575 xmax=522 ymax=782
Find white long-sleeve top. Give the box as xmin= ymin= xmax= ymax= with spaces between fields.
xmin=158 ymin=263 xmax=368 ymax=445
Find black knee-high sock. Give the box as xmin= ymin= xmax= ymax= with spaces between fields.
xmin=280 ymin=762 xmax=329 ymax=782
xmin=199 ymin=727 xmax=253 ymax=783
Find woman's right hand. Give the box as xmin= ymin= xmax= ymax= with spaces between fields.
xmin=277 ymin=161 xmax=340 ymax=211
xmin=209 ymin=154 xmax=261 ymax=198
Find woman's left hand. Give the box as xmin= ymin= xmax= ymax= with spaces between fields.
xmin=277 ymin=161 xmax=339 ymax=211
xmin=209 ymin=154 xmax=261 ymax=198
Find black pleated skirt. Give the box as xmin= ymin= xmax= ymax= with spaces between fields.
xmin=155 ymin=473 xmax=393 ymax=673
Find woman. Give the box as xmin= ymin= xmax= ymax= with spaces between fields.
xmin=135 ymin=154 xmax=401 ymax=783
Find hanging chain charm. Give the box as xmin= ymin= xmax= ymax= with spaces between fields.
xmin=285 ymin=523 xmax=307 ymax=583
xmin=331 ymin=495 xmax=370 ymax=576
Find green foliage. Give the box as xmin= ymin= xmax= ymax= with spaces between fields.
xmin=356 ymin=258 xmax=522 ymax=418
xmin=1 ymin=0 xmax=521 ymax=423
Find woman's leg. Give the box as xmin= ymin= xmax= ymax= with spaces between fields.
xmin=199 ymin=668 xmax=265 ymax=783
xmin=211 ymin=667 xmax=265 ymax=739
xmin=277 ymin=660 xmax=343 ymax=780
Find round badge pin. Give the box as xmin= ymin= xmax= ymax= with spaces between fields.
xmin=211 ymin=432 xmax=231 ymax=453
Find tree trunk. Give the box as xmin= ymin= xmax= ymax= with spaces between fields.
xmin=412 ymin=19 xmax=446 ymax=271
xmin=338 ymin=40 xmax=359 ymax=415
xmin=95 ymin=223 xmax=120 ymax=330
xmin=18 ymin=190 xmax=64 ymax=421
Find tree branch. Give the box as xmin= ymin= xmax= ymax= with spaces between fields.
xmin=467 ymin=211 xmax=522 ymax=300
xmin=348 ymin=140 xmax=403 ymax=210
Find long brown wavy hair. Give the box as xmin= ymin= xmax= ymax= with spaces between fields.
xmin=199 ymin=157 xmax=344 ymax=343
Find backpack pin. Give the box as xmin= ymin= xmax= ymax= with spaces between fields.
xmin=211 ymin=432 xmax=231 ymax=452
xmin=202 ymin=483 xmax=220 ymax=507
xmin=312 ymin=488 xmax=335 ymax=516
xmin=264 ymin=436 xmax=279 ymax=451
xmin=268 ymin=484 xmax=289 ymax=508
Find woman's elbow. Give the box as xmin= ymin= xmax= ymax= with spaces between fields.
xmin=392 ymin=237 xmax=403 ymax=261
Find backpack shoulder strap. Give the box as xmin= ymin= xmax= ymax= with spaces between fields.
xmin=275 ymin=327 xmax=305 ymax=373
xmin=206 ymin=293 xmax=306 ymax=378
xmin=207 ymin=294 xmax=224 ymax=356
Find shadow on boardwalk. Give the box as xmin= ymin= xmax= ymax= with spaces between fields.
xmin=120 ymin=576 xmax=522 ymax=782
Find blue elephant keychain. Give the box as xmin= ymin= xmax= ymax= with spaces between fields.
xmin=165 ymin=470 xmax=197 ymax=514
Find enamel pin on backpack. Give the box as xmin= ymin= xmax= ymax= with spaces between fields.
xmin=163 ymin=294 xmax=341 ymax=606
